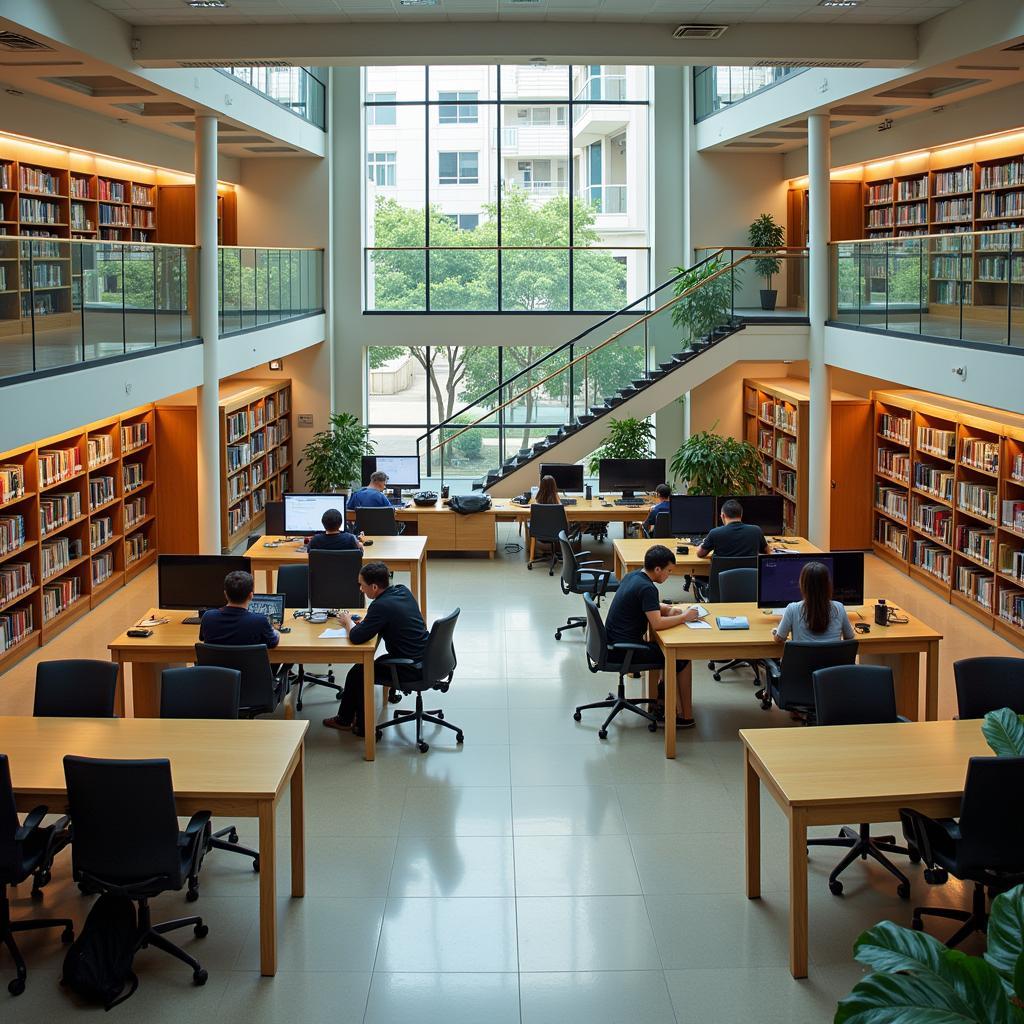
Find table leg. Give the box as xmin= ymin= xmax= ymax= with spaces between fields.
xmin=257 ymin=798 xmax=277 ymax=976
xmin=788 ymin=807 xmax=809 ymax=979
xmin=614 ymin=550 xmax=623 ymax=580
xmin=419 ymin=556 xmax=427 ymax=615
xmin=363 ymin=650 xmax=376 ymax=762
xmin=289 ymin=745 xmax=305 ymax=898
xmin=264 ymin=568 xmax=274 ymax=593
xmin=647 ymin=669 xmax=658 ymax=703
xmin=745 ymin=748 xmax=761 ymax=900
xmin=408 ymin=560 xmax=420 ymax=610
xmin=112 ymin=656 xmax=127 ymax=717
xmin=131 ymin=663 xmax=163 ymax=718
xmin=664 ymin=648 xmax=677 ymax=759
xmin=925 ymin=639 xmax=939 ymax=721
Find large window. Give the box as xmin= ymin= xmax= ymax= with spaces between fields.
xmin=363 ymin=65 xmax=651 ymax=314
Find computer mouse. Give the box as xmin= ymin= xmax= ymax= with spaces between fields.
xmin=279 ymin=626 xmax=291 ymax=634
xmin=363 ymin=539 xmax=374 ymax=546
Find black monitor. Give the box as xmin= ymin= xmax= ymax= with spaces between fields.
xmin=716 ymin=495 xmax=786 ymax=535
xmin=308 ymin=549 xmax=364 ymax=611
xmin=598 ymin=458 xmax=666 ymax=498
xmin=264 ymin=499 xmax=285 ymax=536
xmin=361 ymin=455 xmax=420 ymax=500
xmin=539 ymin=463 xmax=584 ymax=493
xmin=283 ymin=493 xmax=346 ymax=536
xmin=669 ymin=495 xmax=717 ymax=537
xmin=158 ymin=554 xmax=253 ymax=623
xmin=756 ymin=551 xmax=865 ymax=609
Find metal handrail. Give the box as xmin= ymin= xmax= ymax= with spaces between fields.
xmin=366 ymin=244 xmax=650 ymax=252
xmin=830 ymin=229 xmax=1022 ymax=245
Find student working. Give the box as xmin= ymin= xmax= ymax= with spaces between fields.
xmin=348 ymin=470 xmax=393 ymax=509
xmin=199 ymin=570 xmax=281 ymax=648
xmin=643 ymin=483 xmax=672 ymax=535
xmin=696 ymin=498 xmax=785 ymax=558
xmin=772 ymin=560 xmax=855 ymax=643
xmin=308 ymin=507 xmax=364 ymax=551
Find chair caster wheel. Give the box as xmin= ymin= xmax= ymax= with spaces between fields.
xmin=193 ymin=969 xmax=208 ymax=986
xmin=30 ymin=887 xmax=43 ymax=902
xmin=908 ymin=847 xmax=921 ymax=864
xmin=555 ymin=632 xmax=562 ymax=641
xmin=187 ymin=887 xmax=199 ymax=903
xmin=924 ymin=868 xmax=948 ymax=885
xmin=61 ymin=926 xmax=74 ymax=944
xmin=436 ymin=711 xmax=444 ymax=720
xmin=760 ymin=701 xmax=771 ymax=711
xmin=828 ymin=879 xmax=843 ymax=896
xmin=194 ymin=923 xmax=209 ymax=938
xmin=598 ymin=729 xmax=608 ymax=740
xmin=713 ymin=674 xmax=722 ymax=682
xmin=897 ymin=882 xmax=911 ymax=900
xmin=418 ymin=741 xmax=429 ymax=753
xmin=8 ymin=977 xmax=25 ymax=996
xmin=911 ymin=916 xmax=923 ymax=931
xmin=455 ymin=732 xmax=464 ymax=744
xmin=252 ymin=858 xmax=260 ymax=873
xmin=707 ymin=661 xmax=714 ymax=670
xmin=227 ymin=828 xmax=239 ymax=844
xmin=527 ymin=564 xmax=533 ymax=571
xmin=573 ymin=711 xmax=582 ymax=722
xmin=647 ymin=721 xmax=658 ymax=732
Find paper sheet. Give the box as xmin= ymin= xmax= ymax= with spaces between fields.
xmin=685 ymin=619 xmax=712 ymax=630
xmin=318 ymin=628 xmax=348 ymax=639
xmin=691 ymin=604 xmax=709 ymax=618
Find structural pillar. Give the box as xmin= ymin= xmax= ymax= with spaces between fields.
xmin=195 ymin=114 xmax=221 ymax=552
xmin=807 ymin=113 xmax=832 ymax=548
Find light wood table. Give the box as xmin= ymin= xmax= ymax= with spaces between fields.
xmin=612 ymin=536 xmax=821 ymax=579
xmin=393 ymin=500 xmax=498 ymax=557
xmin=108 ymin=607 xmax=387 ymax=761
xmin=244 ymin=534 xmax=429 ymax=611
xmin=0 ymin=715 xmax=307 ymax=977
xmin=495 ymin=496 xmax=658 ymax=528
xmin=655 ymin=599 xmax=943 ymax=758
xmin=742 ymin=719 xmax=986 ymax=978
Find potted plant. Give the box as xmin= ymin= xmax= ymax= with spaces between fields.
xmin=748 ymin=212 xmax=786 ymax=311
xmin=298 ymin=412 xmax=375 ymax=493
xmin=587 ymin=416 xmax=655 ymax=476
xmin=670 ymin=255 xmax=738 ymax=349
xmin=670 ymin=424 xmax=761 ymax=494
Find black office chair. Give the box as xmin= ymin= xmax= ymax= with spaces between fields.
xmin=33 ymin=659 xmax=119 ymax=717
xmin=809 ymin=665 xmax=913 ymax=899
xmin=308 ymin=548 xmax=365 ymax=608
xmin=954 ymin=657 xmax=1024 ymax=719
xmin=0 ymin=754 xmax=73 ymax=996
xmin=264 ymin=499 xmax=285 ymax=536
xmin=902 ymin=756 xmax=1024 ymax=948
xmin=160 ymin=666 xmax=241 ymax=720
xmin=760 ymin=639 xmax=859 ymax=720
xmin=194 ymin=643 xmax=285 ymax=720
xmin=554 ymin=530 xmax=619 ymax=640
xmin=527 ymin=504 xmax=570 ymax=574
xmin=651 ymin=512 xmax=672 ymax=539
xmin=354 ymin=506 xmax=402 ymax=536
xmin=62 ymin=755 xmax=210 ymax=987
xmin=574 ymin=593 xmax=662 ymax=739
xmin=277 ymin=563 xmax=343 ymax=709
xmin=375 ymin=608 xmax=463 ymax=753
xmin=706 ymin=562 xmax=761 ymax=685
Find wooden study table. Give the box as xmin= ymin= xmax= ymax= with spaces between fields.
xmin=612 ymin=536 xmax=820 ymax=579
xmin=496 ymin=496 xmax=658 ymax=528
xmin=0 ymin=715 xmax=307 ymax=977
xmin=244 ymin=534 xmax=429 ymax=610
xmin=390 ymin=500 xmax=498 ymax=556
xmin=655 ymin=599 xmax=942 ymax=758
xmin=109 ymin=608 xmax=387 ymax=761
xmin=742 ymin=719 xmax=986 ymax=978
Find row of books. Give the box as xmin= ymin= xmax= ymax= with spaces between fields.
xmin=250 ymin=406 xmax=266 ymax=431
xmin=980 ymin=160 xmax=1024 ymax=190
xmin=934 ymin=198 xmax=973 ymax=223
xmin=97 ymin=180 xmax=126 ymax=203
xmin=866 ymin=182 xmax=893 ymax=205
xmin=21 ymin=293 xmax=61 ymax=317
xmin=227 ymin=444 xmax=251 ymax=472
xmin=775 ymin=436 xmax=797 ymax=465
xmin=934 ymin=167 xmax=973 ymax=196
xmin=19 ymin=198 xmax=61 ymax=224
xmin=777 ymin=469 xmax=796 ymax=501
xmin=914 ymin=463 xmax=954 ymax=501
xmin=999 ymin=544 xmax=1024 ymax=582
xmin=958 ymin=481 xmax=999 ymax=521
xmin=20 ymin=166 xmax=62 ymax=195
xmin=913 ymin=503 xmax=952 ymax=544
xmin=956 ymin=525 xmax=995 ymax=566
xmin=1003 ymin=499 xmax=1024 ymax=533
xmin=38 ymin=446 xmax=82 ymax=486
xmin=41 ymin=536 xmax=82 ymax=579
xmin=70 ymin=205 xmax=95 ymax=231
xmin=931 ymin=256 xmax=967 ymax=279
xmin=123 ymin=463 xmax=145 ymax=492
xmin=0 ymin=266 xmax=6 ymax=291
xmin=252 ymin=487 xmax=267 ymax=515
xmin=121 ymin=422 xmax=149 ymax=451
xmin=266 ymin=423 xmax=283 ymax=447
xmin=773 ymin=405 xmax=797 ymax=432
xmin=98 ymin=206 xmax=130 ymax=227
xmin=87 ymin=435 xmax=114 ymax=467
xmin=978 ymin=227 xmax=1024 ymax=251
xmin=0 ymin=164 xmax=11 ymax=190
xmin=227 ymin=470 xmax=249 ymax=503
xmin=123 ymin=496 xmax=147 ymax=529
xmin=979 ymin=191 xmax=1024 ymax=219
xmin=70 ymin=176 xmax=93 ymax=200
xmin=896 ymin=203 xmax=927 ymax=226
xmin=40 ymin=492 xmax=81 ymax=535
xmin=266 ymin=451 xmax=278 ymax=477
xmin=897 ymin=178 xmax=927 ymax=201
xmin=876 ymin=519 xmax=908 ymax=559
xmin=91 ymin=550 xmax=114 ymax=586
xmin=126 ymin=531 xmax=149 ymax=565
xmin=251 ymin=460 xmax=265 ymax=487
xmin=132 ymin=210 xmax=155 ymax=229
xmin=935 ymin=226 xmax=974 ymax=250
xmin=917 ymin=427 xmax=956 ymax=458
xmin=89 ymin=476 xmax=115 ymax=510
xmin=957 ymin=565 xmax=993 ymax=609
xmin=131 ymin=185 xmax=154 ymax=206
xmin=0 ymin=515 xmax=25 ymax=555
xmin=913 ymin=540 xmax=951 ymax=583
xmin=932 ymin=281 xmax=972 ymax=304
xmin=89 ymin=517 xmax=114 ymax=552
xmin=867 ymin=209 xmax=894 ymax=229
xmin=0 ymin=605 xmax=33 ymax=652
xmin=961 ymin=437 xmax=999 ymax=473
xmin=759 ymin=460 xmax=773 ymax=487
xmin=757 ymin=428 xmax=772 ymax=453
xmin=228 ymin=499 xmax=251 ymax=535
xmin=250 ymin=430 xmax=267 ymax=458
xmin=998 ymin=589 xmax=1024 ymax=629
xmin=0 ymin=465 xmax=25 ymax=504
xmin=0 ymin=561 xmax=32 ymax=604
xmin=226 ymin=410 xmax=248 ymax=443
xmin=976 ymin=255 xmax=1024 ymax=281
xmin=876 ymin=485 xmax=909 ymax=522
xmin=877 ymin=447 xmax=910 ymax=482
xmin=43 ymin=576 xmax=81 ymax=623
xmin=879 ymin=413 xmax=911 ymax=445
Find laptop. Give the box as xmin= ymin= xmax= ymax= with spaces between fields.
xmin=249 ymin=593 xmax=286 ymax=628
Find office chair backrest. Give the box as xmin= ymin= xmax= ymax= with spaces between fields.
xmin=812 ymin=664 xmax=898 ymax=726
xmin=194 ymin=643 xmax=277 ymax=716
xmin=308 ymin=548 xmax=365 ymax=609
xmin=557 ymin=531 xmax=582 ymax=592
xmin=0 ymin=754 xmax=19 ymax=874
xmin=708 ymin=556 xmax=757 ymax=603
xmin=957 ymin=756 xmax=1024 ymax=872
xmin=583 ymin=594 xmax=608 ymax=671
xmin=777 ymin=640 xmax=859 ymax=710
xmin=277 ymin=564 xmax=309 ymax=609
xmin=354 ymin=506 xmax=399 ymax=536
xmin=653 ymin=512 xmax=672 ymax=539
xmin=160 ymin=666 xmax=241 ymax=719
xmin=63 ymin=755 xmax=182 ymax=884
xmin=422 ymin=608 xmax=460 ymax=685
xmin=529 ymin=503 xmax=569 ymax=543
xmin=245 ymin=532 xmax=262 ymax=552
xmin=34 ymin=659 xmax=119 ymax=718
xmin=954 ymin=657 xmax=1024 ymax=719
xmin=716 ymin=567 xmax=758 ymax=604
xmin=265 ymin=500 xmax=285 ymax=536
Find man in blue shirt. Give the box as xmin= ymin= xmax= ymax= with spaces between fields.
xmin=199 ymin=570 xmax=280 ymax=648
xmin=347 ymin=470 xmax=393 ymax=509
xmin=308 ymin=507 xmax=364 ymax=551
xmin=643 ymin=483 xmax=672 ymax=536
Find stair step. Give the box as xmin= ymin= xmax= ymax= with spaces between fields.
xmin=576 ymin=414 xmax=595 ymax=426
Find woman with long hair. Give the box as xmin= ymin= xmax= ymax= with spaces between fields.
xmin=772 ymin=560 xmax=854 ymax=643
xmin=535 ymin=474 xmax=561 ymax=505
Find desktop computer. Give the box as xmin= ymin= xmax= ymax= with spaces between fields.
xmin=598 ymin=459 xmax=666 ymax=502
xmin=283 ymin=493 xmax=346 ymax=536
xmin=539 ymin=463 xmax=584 ymax=505
xmin=158 ymin=554 xmax=253 ymax=624
xmin=715 ymin=495 xmax=786 ymax=535
xmin=361 ymin=455 xmax=420 ymax=505
xmin=669 ymin=494 xmax=717 ymax=539
xmin=756 ymin=551 xmax=865 ymax=610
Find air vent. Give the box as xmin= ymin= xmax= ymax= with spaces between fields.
xmin=178 ymin=59 xmax=292 ymax=68
xmin=673 ymin=24 xmax=728 ymax=39
xmin=724 ymin=141 xmax=781 ymax=149
xmin=245 ymin=146 xmax=295 ymax=153
xmin=0 ymin=31 xmax=53 ymax=52
xmin=876 ymin=77 xmax=986 ymax=99
xmin=752 ymin=59 xmax=865 ymax=69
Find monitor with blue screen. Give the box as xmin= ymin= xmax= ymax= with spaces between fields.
xmin=756 ymin=551 xmax=864 ymax=608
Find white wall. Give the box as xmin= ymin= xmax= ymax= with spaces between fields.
xmin=236 ymin=156 xmax=330 ymax=248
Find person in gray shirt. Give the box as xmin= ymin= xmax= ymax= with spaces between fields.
xmin=772 ymin=560 xmax=854 ymax=644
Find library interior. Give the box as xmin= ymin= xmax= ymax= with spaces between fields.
xmin=4 ymin=0 xmax=1024 ymax=1021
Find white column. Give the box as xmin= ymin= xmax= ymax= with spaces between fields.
xmin=195 ymin=114 xmax=221 ymax=553
xmin=807 ymin=113 xmax=832 ymax=548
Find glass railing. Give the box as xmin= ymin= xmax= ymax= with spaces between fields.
xmin=693 ymin=65 xmax=806 ymax=122
xmin=831 ymin=230 xmax=1024 ymax=348
xmin=221 ymin=66 xmax=327 ymax=130
xmin=587 ymin=184 xmax=627 ymax=214
xmin=218 ymin=247 xmax=324 ymax=335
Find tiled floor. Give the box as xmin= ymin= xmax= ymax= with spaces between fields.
xmin=0 ymin=537 xmax=1016 ymax=1022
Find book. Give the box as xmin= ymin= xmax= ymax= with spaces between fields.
xmin=716 ymin=616 xmax=749 ymax=630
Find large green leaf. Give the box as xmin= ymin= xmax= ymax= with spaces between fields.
xmin=853 ymin=921 xmax=946 ymax=975
xmin=985 ymin=886 xmax=1024 ymax=994
xmin=834 ymin=969 xmax=982 ymax=1024
xmin=940 ymin=949 xmax=1015 ymax=1024
xmin=981 ymin=708 xmax=1024 ymax=757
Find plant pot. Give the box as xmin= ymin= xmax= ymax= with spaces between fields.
xmin=759 ymin=289 xmax=778 ymax=311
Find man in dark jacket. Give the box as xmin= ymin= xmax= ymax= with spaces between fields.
xmin=308 ymin=506 xmax=364 ymax=552
xmin=199 ymin=570 xmax=280 ymax=648
xmin=323 ymin=561 xmax=428 ymax=735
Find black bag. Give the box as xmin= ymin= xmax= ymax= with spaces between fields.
xmin=62 ymin=893 xmax=139 ymax=1009
xmin=447 ymin=493 xmax=492 ymax=515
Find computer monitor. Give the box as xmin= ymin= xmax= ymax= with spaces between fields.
xmin=716 ymin=495 xmax=786 ymax=535
xmin=756 ymin=551 xmax=865 ymax=609
xmin=248 ymin=593 xmax=285 ymax=627
xmin=598 ymin=458 xmax=666 ymax=498
xmin=308 ymin=549 xmax=364 ymax=611
xmin=539 ymin=463 xmax=584 ymax=494
xmin=158 ymin=554 xmax=253 ymax=623
xmin=669 ymin=495 xmax=717 ymax=537
xmin=361 ymin=455 xmax=421 ymax=500
xmin=283 ymin=493 xmax=346 ymax=537
xmin=264 ymin=499 xmax=285 ymax=536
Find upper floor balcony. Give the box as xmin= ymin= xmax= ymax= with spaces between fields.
xmin=221 ymin=66 xmax=328 ymax=130
xmin=692 ymin=65 xmax=806 ymax=122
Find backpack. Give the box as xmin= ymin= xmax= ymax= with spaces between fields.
xmin=62 ymin=893 xmax=140 ymax=1009
xmin=447 ymin=493 xmax=492 ymax=515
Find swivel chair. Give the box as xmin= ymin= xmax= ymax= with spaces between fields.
xmin=354 ymin=506 xmax=402 ymax=536
xmin=277 ymin=563 xmax=343 ymax=709
xmin=760 ymin=639 xmax=859 ymax=721
xmin=34 ymin=659 xmax=118 ymax=717
xmin=554 ymin=530 xmax=618 ymax=640
xmin=706 ymin=562 xmax=761 ymax=684
xmin=527 ymin=504 xmax=570 ymax=574
xmin=953 ymin=657 xmax=1024 ymax=719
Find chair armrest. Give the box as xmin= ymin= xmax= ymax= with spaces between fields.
xmin=765 ymin=659 xmax=782 ymax=681
xmin=577 ymin=559 xmax=603 ymax=567
xmin=896 ymin=715 xmax=912 ymax=724
xmin=376 ymin=656 xmax=416 ymax=667
xmin=15 ymin=805 xmax=48 ymax=841
xmin=575 ymin=550 xmax=593 ymax=560
xmin=899 ymin=808 xmax=957 ymax=867
xmin=608 ymin=641 xmax=651 ymax=653
xmin=181 ymin=810 xmax=212 ymax=843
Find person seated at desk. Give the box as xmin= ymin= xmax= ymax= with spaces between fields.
xmin=772 ymin=560 xmax=854 ymax=644
xmin=643 ymin=483 xmax=672 ymax=536
xmin=199 ymin=570 xmax=280 ymax=648
xmin=348 ymin=470 xmax=393 ymax=509
xmin=605 ymin=544 xmax=700 ymax=729
xmin=309 ymin=507 xmax=364 ymax=552
xmin=697 ymin=498 xmax=780 ymax=558
xmin=535 ymin=474 xmax=561 ymax=505
xmin=322 ymin=561 xmax=428 ymax=736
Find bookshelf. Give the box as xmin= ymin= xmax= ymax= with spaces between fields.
xmin=741 ymin=378 xmax=872 ymax=549
xmin=871 ymin=389 xmax=1024 ymax=651
xmin=0 ymin=405 xmax=158 ymax=674
xmin=155 ymin=380 xmax=292 ymax=554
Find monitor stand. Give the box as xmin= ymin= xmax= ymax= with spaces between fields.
xmin=390 ymin=487 xmax=405 ymax=504
xmin=182 ymin=607 xmax=208 ymax=626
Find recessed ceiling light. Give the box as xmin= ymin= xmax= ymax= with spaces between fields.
xmin=186 ymin=1 xmax=228 ymax=8
xmin=819 ymin=1 xmax=859 ymax=7
xmin=399 ymin=0 xmax=438 ymax=6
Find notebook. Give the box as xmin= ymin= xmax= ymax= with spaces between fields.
xmin=249 ymin=593 xmax=285 ymax=627
xmin=715 ymin=615 xmax=750 ymax=630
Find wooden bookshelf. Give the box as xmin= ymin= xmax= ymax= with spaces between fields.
xmin=155 ymin=379 xmax=292 ymax=554
xmin=871 ymin=389 xmax=1024 ymax=651
xmin=0 ymin=405 xmax=158 ymax=674
xmin=741 ymin=378 xmax=872 ymax=549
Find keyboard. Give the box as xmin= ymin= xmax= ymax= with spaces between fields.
xmin=389 ymin=500 xmax=409 ymax=509
xmin=614 ymin=498 xmax=647 ymax=506
xmin=561 ymin=497 xmax=578 ymax=506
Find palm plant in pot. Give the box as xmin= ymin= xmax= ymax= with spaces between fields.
xmin=670 ymin=422 xmax=761 ymax=495
xmin=587 ymin=416 xmax=655 ymax=475
xmin=748 ymin=212 xmax=786 ymax=311
xmin=298 ymin=412 xmax=375 ymax=493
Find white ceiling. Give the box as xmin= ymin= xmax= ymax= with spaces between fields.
xmin=89 ymin=0 xmax=967 ymax=27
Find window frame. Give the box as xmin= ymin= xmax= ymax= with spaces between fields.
xmin=367 ymin=150 xmax=397 ymax=187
